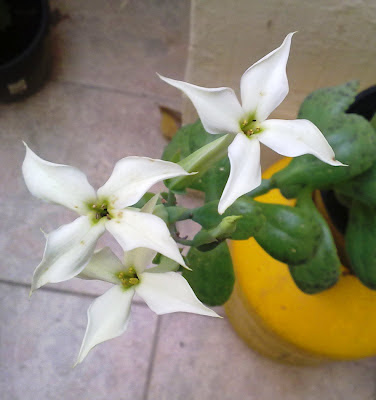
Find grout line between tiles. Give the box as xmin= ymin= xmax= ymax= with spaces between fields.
xmin=142 ymin=315 xmax=162 ymax=400
xmin=55 ymin=78 xmax=181 ymax=106
xmin=0 ymin=278 xmax=97 ymax=299
xmin=0 ymin=278 xmax=147 ymax=306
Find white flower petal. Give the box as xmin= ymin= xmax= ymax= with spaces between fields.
xmin=31 ymin=216 xmax=105 ymax=292
xmin=106 ymin=210 xmax=187 ymax=268
xmin=122 ymin=195 xmax=160 ymax=274
xmin=123 ymin=247 xmax=157 ymax=275
xmin=78 ymin=247 xmax=123 ymax=284
xmin=240 ymin=32 xmax=295 ymax=122
xmin=136 ymin=271 xmax=220 ymax=317
xmin=22 ymin=144 xmax=96 ymax=214
xmin=97 ymin=157 xmax=190 ymax=209
xmin=158 ymin=74 xmax=244 ymax=135
xmin=218 ymin=133 xmax=261 ymax=214
xmin=75 ymin=285 xmax=134 ymax=365
xmin=259 ymin=119 xmax=346 ymax=166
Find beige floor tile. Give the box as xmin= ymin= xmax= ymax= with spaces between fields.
xmin=49 ymin=0 xmax=189 ymax=101
xmin=0 ymin=282 xmax=158 ymax=400
xmin=1 ymin=80 xmax=198 ymax=296
xmin=147 ymin=312 xmax=376 ymax=400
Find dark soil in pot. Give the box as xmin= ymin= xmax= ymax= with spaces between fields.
xmin=0 ymin=0 xmax=50 ymax=101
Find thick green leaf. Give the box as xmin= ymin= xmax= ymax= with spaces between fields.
xmin=183 ymin=242 xmax=234 ymax=306
xmin=132 ymin=192 xmax=158 ymax=209
xmin=272 ymin=113 xmax=376 ymax=195
xmin=271 ymin=82 xmax=376 ymax=196
xmin=288 ymin=195 xmax=341 ymax=294
xmin=297 ymin=80 xmax=359 ymax=125
xmin=346 ymin=201 xmax=376 ymax=289
xmin=254 ymin=202 xmax=322 ymax=265
xmin=162 ymin=120 xmax=200 ymax=162
xmin=162 ymin=120 xmax=231 ymax=198
xmin=148 ymin=255 xmax=180 ymax=273
xmin=371 ymin=113 xmax=376 ymax=130
xmin=192 ymin=216 xmax=242 ymax=252
xmin=167 ymin=134 xmax=231 ymax=193
xmin=192 ymin=197 xmax=265 ymax=240
xmin=335 ymin=161 xmax=376 ymax=206
xmin=194 ymin=157 xmax=230 ymax=202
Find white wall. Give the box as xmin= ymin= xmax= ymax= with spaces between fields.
xmin=183 ymin=0 xmax=376 ymax=167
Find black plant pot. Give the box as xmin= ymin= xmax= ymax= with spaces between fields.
xmin=0 ymin=0 xmax=51 ymax=102
xmin=321 ymin=85 xmax=376 ymax=234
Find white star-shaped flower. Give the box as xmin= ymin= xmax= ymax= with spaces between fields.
xmin=159 ymin=33 xmax=345 ymax=214
xmin=22 ymin=144 xmax=191 ymax=292
xmin=75 ymin=244 xmax=220 ymax=364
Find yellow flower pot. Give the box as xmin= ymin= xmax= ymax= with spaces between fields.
xmin=225 ymin=158 xmax=376 ymax=365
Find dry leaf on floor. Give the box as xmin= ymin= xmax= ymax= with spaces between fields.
xmin=159 ymin=106 xmax=182 ymax=140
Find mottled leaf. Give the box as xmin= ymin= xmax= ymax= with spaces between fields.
xmin=271 ymin=82 xmax=376 ymax=195
xmin=184 ymin=242 xmax=234 ymax=306
xmin=162 ymin=120 xmax=231 ymax=197
xmin=346 ymin=201 xmax=376 ymax=290
xmin=298 ymin=80 xmax=359 ymax=124
xmin=335 ymin=161 xmax=376 ymax=206
xmin=254 ymin=202 xmax=322 ymax=265
xmin=272 ymin=113 xmax=376 ymax=195
xmin=288 ymin=195 xmax=341 ymax=294
xmin=192 ymin=197 xmax=265 ymax=240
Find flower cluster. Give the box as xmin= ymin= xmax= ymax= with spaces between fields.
xmin=23 ymin=145 xmax=219 ymax=364
xmin=22 ymin=33 xmax=344 ymax=364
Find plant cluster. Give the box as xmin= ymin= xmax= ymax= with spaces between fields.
xmin=23 ymin=33 xmax=376 ymax=364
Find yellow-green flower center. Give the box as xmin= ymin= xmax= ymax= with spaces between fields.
xmin=240 ymin=118 xmax=262 ymax=137
xmin=88 ymin=199 xmax=113 ymax=223
xmin=116 ymin=267 xmax=140 ymax=289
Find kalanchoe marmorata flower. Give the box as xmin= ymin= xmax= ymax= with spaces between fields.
xmin=75 ymin=243 xmax=220 ymax=364
xmin=159 ymin=32 xmax=345 ymax=214
xmin=22 ymin=144 xmax=191 ymax=293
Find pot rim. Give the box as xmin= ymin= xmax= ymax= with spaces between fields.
xmin=346 ymin=84 xmax=376 ymax=120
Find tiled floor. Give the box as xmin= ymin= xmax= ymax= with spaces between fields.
xmin=1 ymin=1 xmax=376 ymax=399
